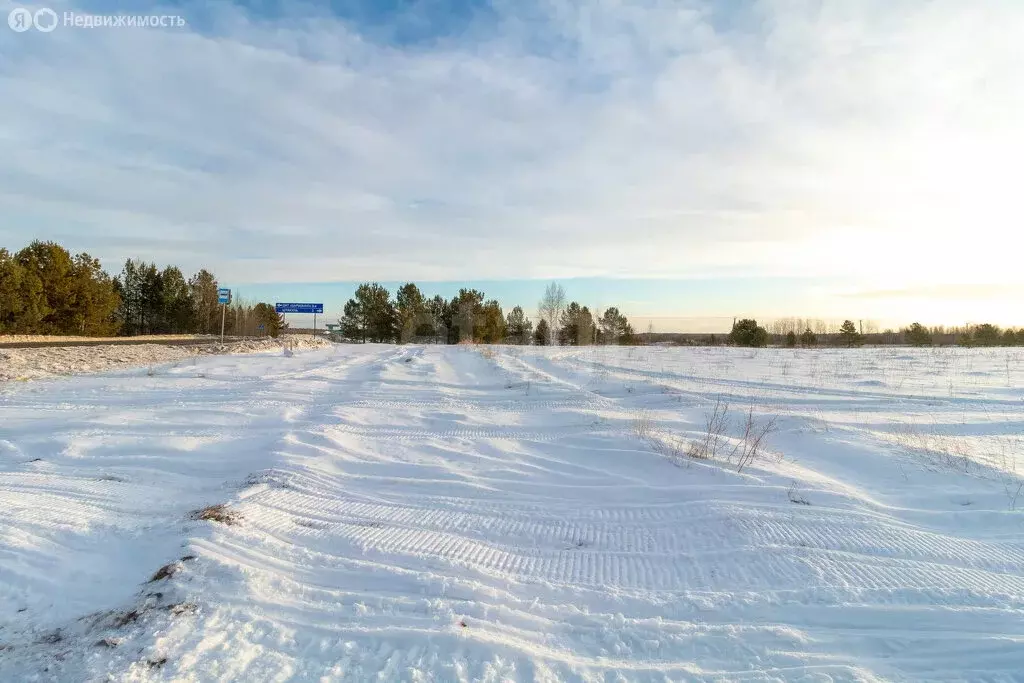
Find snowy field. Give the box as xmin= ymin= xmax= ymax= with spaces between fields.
xmin=1 ymin=344 xmax=1023 ymax=682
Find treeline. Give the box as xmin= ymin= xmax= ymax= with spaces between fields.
xmin=0 ymin=241 xmax=284 ymax=337
xmin=337 ymin=282 xmax=636 ymax=345
xmin=718 ymin=319 xmax=1023 ymax=348
xmin=902 ymin=322 xmax=1023 ymax=347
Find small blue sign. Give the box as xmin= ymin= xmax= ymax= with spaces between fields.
xmin=217 ymin=288 xmax=231 ymax=305
xmin=275 ymin=302 xmax=324 ymax=314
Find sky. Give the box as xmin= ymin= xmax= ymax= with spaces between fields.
xmin=1 ymin=0 xmax=1021 ymax=331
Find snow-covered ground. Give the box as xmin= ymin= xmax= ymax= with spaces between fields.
xmin=1 ymin=344 xmax=1023 ymax=681
xmin=0 ymin=336 xmax=331 ymax=382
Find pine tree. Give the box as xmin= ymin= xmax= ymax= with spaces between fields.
xmin=188 ymin=269 xmax=220 ymax=335
xmin=395 ymin=283 xmax=428 ymax=343
xmin=159 ymin=266 xmax=193 ymax=334
xmin=557 ymin=302 xmax=596 ymax=345
xmin=477 ymin=300 xmax=506 ymax=343
xmin=67 ymin=253 xmax=120 ymax=335
xmin=426 ymin=295 xmax=450 ymax=344
xmin=598 ymin=307 xmax=633 ymax=344
xmin=973 ymin=323 xmax=1000 ymax=346
xmin=505 ymin=306 xmax=532 ymax=345
xmin=729 ymin=319 xmax=769 ymax=347
xmin=904 ymin=322 xmax=932 ymax=347
xmin=340 ymin=283 xmax=395 ymax=343
xmin=0 ymin=248 xmax=26 ymax=333
xmin=253 ymin=303 xmax=285 ymax=338
xmin=450 ymin=289 xmax=484 ymax=343
xmin=838 ymin=320 xmax=864 ymax=347
xmin=339 ymin=296 xmax=366 ymax=342
xmin=533 ymin=318 xmax=550 ymax=346
xmin=12 ymin=241 xmax=120 ymax=335
xmin=800 ymin=328 xmax=817 ymax=347
xmin=785 ymin=330 xmax=797 ymax=347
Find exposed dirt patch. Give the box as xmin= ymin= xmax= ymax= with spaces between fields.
xmin=188 ymin=504 xmax=241 ymax=525
xmin=149 ymin=562 xmax=182 ymax=582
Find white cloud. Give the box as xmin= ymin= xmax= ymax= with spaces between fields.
xmin=1 ymin=0 xmax=1021 ymax=286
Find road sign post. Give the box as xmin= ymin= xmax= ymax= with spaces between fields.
xmin=218 ymin=288 xmax=232 ymax=342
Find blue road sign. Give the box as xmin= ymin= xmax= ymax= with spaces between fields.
xmin=217 ymin=288 xmax=231 ymax=305
xmin=275 ymin=303 xmax=324 ymax=314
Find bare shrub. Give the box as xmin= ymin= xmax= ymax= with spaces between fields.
xmin=687 ymin=398 xmax=731 ymax=460
xmin=651 ymin=433 xmax=689 ymax=466
xmin=730 ymin=406 xmax=778 ymax=473
xmin=632 ymin=409 xmax=654 ymax=441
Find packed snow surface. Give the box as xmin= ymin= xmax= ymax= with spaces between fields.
xmin=1 ymin=344 xmax=1023 ymax=681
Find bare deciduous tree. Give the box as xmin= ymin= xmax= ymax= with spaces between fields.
xmin=538 ymin=282 xmax=566 ymax=346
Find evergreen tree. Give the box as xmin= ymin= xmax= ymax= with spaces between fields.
xmin=477 ymin=300 xmax=506 ymax=343
xmin=533 ymin=318 xmax=551 ymax=346
xmin=904 ymin=322 xmax=932 ymax=346
xmin=838 ymin=320 xmax=864 ymax=347
xmin=159 ymin=266 xmax=193 ymax=334
xmin=395 ymin=282 xmax=429 ymax=342
xmin=427 ymin=295 xmax=450 ymax=344
xmin=729 ymin=319 xmax=769 ymax=347
xmin=15 ymin=241 xmax=73 ymax=334
xmin=799 ymin=328 xmax=817 ymax=347
xmin=505 ymin=306 xmax=533 ymax=344
xmin=137 ymin=261 xmax=162 ymax=334
xmin=66 ymin=253 xmax=120 ymax=335
xmin=598 ymin=307 xmax=633 ymax=344
xmin=785 ymin=330 xmax=797 ymax=347
xmin=339 ymin=296 xmax=366 ymax=342
xmin=973 ymin=323 xmax=1000 ymax=346
xmin=340 ymin=283 xmax=395 ymax=343
xmin=558 ymin=302 xmax=596 ymax=345
xmin=450 ymin=289 xmax=484 ymax=343
xmin=253 ymin=303 xmax=285 ymax=338
xmin=0 ymin=248 xmax=26 ymax=333
xmin=14 ymin=241 xmax=119 ymax=335
xmin=188 ymin=269 xmax=220 ymax=335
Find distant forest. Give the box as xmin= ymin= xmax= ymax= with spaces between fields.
xmin=1 ymin=240 xmax=1021 ymax=347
